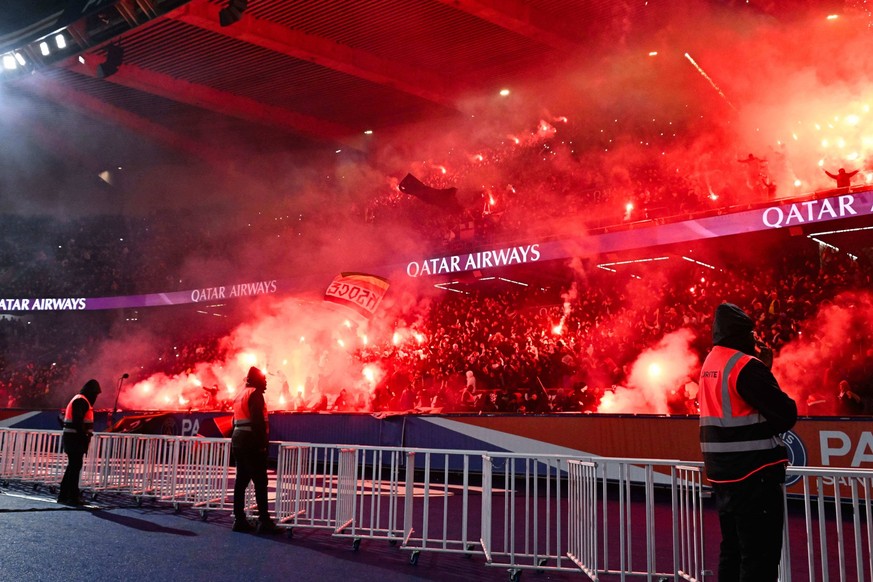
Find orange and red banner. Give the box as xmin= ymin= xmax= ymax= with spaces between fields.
xmin=324 ymin=272 xmax=389 ymax=317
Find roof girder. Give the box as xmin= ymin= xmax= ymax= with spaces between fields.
xmin=434 ymin=0 xmax=581 ymax=52
xmin=170 ymin=0 xmax=456 ymax=109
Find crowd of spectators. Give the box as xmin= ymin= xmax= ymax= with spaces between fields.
xmin=2 ymin=238 xmax=871 ymax=414
xmin=0 ymin=311 xmax=109 ymax=408
xmin=346 ymin=245 xmax=872 ymax=416
xmin=2 ymin=123 xmax=872 ymax=413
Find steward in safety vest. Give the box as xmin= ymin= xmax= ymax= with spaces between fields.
xmin=699 ymin=303 xmax=797 ymax=483
xmin=232 ymin=366 xmax=269 ymax=448
xmin=63 ymin=379 xmax=101 ymax=442
xmin=230 ymin=366 xmax=279 ymax=534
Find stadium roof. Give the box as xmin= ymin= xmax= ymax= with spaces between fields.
xmin=0 ymin=0 xmax=844 ymax=165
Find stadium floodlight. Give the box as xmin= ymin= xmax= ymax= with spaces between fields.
xmin=2 ymin=54 xmax=17 ymax=70
xmin=40 ymin=42 xmax=50 ymax=56
xmin=14 ymin=52 xmax=25 ymax=66
xmin=219 ymin=0 xmax=248 ymax=27
xmin=55 ymin=34 xmax=67 ymax=49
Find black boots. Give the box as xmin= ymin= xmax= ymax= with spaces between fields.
xmin=232 ymin=516 xmax=281 ymax=534
xmin=257 ymin=517 xmax=281 ymax=534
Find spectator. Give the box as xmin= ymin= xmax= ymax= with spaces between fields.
xmin=824 ymin=168 xmax=858 ymax=190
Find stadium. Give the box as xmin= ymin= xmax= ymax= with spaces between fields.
xmin=1 ymin=1 xmax=872 ymax=580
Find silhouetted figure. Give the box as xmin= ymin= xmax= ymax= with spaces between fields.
xmin=202 ymin=384 xmax=219 ymax=409
xmin=58 ymin=379 xmax=101 ymax=505
xmin=738 ymin=153 xmax=766 ymax=190
xmin=836 ymin=380 xmax=864 ymax=415
xmin=824 ymin=168 xmax=858 ymax=189
xmin=762 ymin=176 xmax=777 ymax=199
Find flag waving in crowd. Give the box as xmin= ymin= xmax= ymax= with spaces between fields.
xmin=324 ymin=273 xmax=390 ymax=318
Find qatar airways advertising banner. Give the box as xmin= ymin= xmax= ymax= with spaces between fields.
xmin=0 ymin=279 xmax=280 ymax=312
xmin=2 ymin=190 xmax=872 ymax=311
xmin=403 ymin=189 xmax=873 ymax=278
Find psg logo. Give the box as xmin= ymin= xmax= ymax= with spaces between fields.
xmin=781 ymin=430 xmax=807 ymax=486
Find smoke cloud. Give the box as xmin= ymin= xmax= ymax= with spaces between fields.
xmin=772 ymin=290 xmax=873 ymax=407
xmin=597 ymin=328 xmax=699 ymax=415
xmin=4 ymin=3 xmax=873 ymax=413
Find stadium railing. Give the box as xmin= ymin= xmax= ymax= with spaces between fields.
xmin=3 ymin=427 xmax=873 ymax=581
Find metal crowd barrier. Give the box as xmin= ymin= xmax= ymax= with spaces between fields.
xmin=275 ymin=443 xmax=491 ymax=558
xmin=80 ymin=433 xmax=231 ymax=515
xmin=168 ymin=436 xmax=232 ymax=514
xmin=274 ymin=443 xmax=411 ymax=550
xmin=782 ymin=466 xmax=873 ymax=582
xmin=568 ymin=460 xmax=599 ymax=579
xmin=592 ymin=457 xmax=707 ymax=582
xmin=274 ymin=443 xmax=348 ymax=534
xmin=481 ymin=453 xmax=576 ymax=580
xmin=4 ymin=426 xmax=873 ymax=582
xmin=0 ymin=430 xmax=228 ymax=516
xmin=399 ymin=448 xmax=488 ymax=564
xmin=0 ymin=428 xmax=65 ymax=487
xmin=83 ymin=433 xmax=161 ymax=496
xmin=483 ymin=454 xmax=708 ymax=582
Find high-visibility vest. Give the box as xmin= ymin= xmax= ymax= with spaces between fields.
xmin=63 ymin=394 xmax=94 ymax=434
xmin=233 ymin=387 xmax=267 ymax=429
xmin=699 ymin=346 xmax=786 ymax=483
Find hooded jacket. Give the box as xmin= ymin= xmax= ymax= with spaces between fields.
xmin=63 ymin=379 xmax=101 ymax=437
xmin=699 ymin=304 xmax=797 ymax=483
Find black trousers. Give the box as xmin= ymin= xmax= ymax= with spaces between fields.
xmin=713 ymin=469 xmax=786 ymax=582
xmin=231 ymin=431 xmax=270 ymax=520
xmin=59 ymin=435 xmax=86 ymax=501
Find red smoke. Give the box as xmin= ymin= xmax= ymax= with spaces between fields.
xmin=772 ymin=290 xmax=873 ymax=413
xmin=117 ymin=296 xmax=383 ymax=412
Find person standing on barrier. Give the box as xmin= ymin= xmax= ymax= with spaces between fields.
xmin=58 ymin=379 xmax=101 ymax=505
xmin=699 ymin=303 xmax=797 ymax=581
xmin=231 ymin=366 xmax=280 ymax=534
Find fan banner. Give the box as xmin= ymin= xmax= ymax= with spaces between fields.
xmin=324 ymin=272 xmax=390 ymax=317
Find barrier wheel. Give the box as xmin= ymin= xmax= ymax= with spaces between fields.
xmin=536 ymin=557 xmax=547 ymax=573
xmin=509 ymin=569 xmax=521 ymax=582
xmin=199 ymin=509 xmax=208 ymax=521
xmin=409 ymin=551 xmax=419 ymax=566
xmin=465 ymin=542 xmax=476 ymax=558
xmin=286 ymin=528 xmax=294 ymax=539
xmin=173 ymin=503 xmax=181 ymax=514
xmin=389 ymin=539 xmax=397 ymax=547
xmin=352 ymin=538 xmax=361 ymax=552
xmin=135 ymin=496 xmax=143 ymax=507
